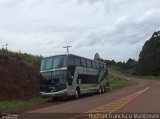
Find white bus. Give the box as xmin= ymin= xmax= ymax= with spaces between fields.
xmin=39 ymin=54 xmax=110 ymax=99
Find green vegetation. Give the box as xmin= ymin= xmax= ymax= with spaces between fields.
xmin=109 ymin=75 xmax=132 ymax=90
xmin=105 ymin=58 xmax=138 ymax=75
xmin=109 ymin=66 xmax=160 ymax=80
xmin=109 ymin=66 xmax=137 ymax=77
xmin=95 ymin=31 xmax=160 ymax=77
xmin=137 ymin=31 xmax=160 ymax=76
xmin=109 ymin=66 xmax=123 ymax=73
xmin=142 ymin=76 xmax=160 ymax=80
xmin=0 ymin=48 xmax=42 ymax=67
xmin=0 ymin=48 xmax=42 ymax=100
xmin=0 ymin=97 xmax=50 ymax=111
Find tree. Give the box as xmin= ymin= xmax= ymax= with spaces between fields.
xmin=136 ymin=31 xmax=160 ymax=76
xmin=94 ymin=53 xmax=100 ymax=61
xmin=104 ymin=59 xmax=116 ymax=65
xmin=126 ymin=58 xmax=137 ymax=69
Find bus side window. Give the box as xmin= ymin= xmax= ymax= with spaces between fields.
xmin=100 ymin=63 xmax=103 ymax=69
xmin=81 ymin=58 xmax=87 ymax=67
xmin=96 ymin=62 xmax=99 ymax=69
xmin=87 ymin=60 xmax=92 ymax=68
xmin=103 ymin=64 xmax=105 ymax=69
xmin=75 ymin=57 xmax=81 ymax=66
xmin=92 ymin=61 xmax=96 ymax=69
xmin=101 ymin=64 xmax=104 ymax=69
xmin=90 ymin=60 xmax=93 ymax=68
xmin=102 ymin=64 xmax=104 ymax=69
xmin=104 ymin=64 xmax=107 ymax=69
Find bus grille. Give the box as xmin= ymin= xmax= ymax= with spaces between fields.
xmin=40 ymin=84 xmax=66 ymax=92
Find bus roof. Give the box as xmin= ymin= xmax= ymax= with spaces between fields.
xmin=42 ymin=54 xmax=107 ymax=65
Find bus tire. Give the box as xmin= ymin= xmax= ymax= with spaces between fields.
xmin=75 ymin=87 xmax=80 ymax=99
xmin=98 ymin=85 xmax=102 ymax=94
xmin=102 ymin=85 xmax=106 ymax=93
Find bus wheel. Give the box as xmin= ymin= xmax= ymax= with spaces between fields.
xmin=98 ymin=86 xmax=102 ymax=94
xmin=102 ymin=85 xmax=106 ymax=93
xmin=75 ymin=88 xmax=80 ymax=99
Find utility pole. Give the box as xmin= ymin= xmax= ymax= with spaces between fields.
xmin=63 ymin=45 xmax=72 ymax=54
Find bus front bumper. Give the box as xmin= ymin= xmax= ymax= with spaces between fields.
xmin=40 ymin=89 xmax=68 ymax=97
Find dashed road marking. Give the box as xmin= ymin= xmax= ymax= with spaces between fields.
xmin=70 ymin=87 xmax=150 ymax=119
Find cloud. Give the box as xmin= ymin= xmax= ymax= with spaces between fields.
xmin=0 ymin=0 xmax=160 ymax=61
xmin=0 ymin=0 xmax=23 ymax=8
xmin=78 ymin=0 xmax=103 ymax=4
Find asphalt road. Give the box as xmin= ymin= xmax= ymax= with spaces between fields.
xmin=19 ymin=71 xmax=160 ymax=119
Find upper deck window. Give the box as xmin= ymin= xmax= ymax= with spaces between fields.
xmin=92 ymin=61 xmax=96 ymax=69
xmin=87 ymin=60 xmax=92 ymax=68
xmin=75 ymin=57 xmax=81 ymax=66
xmin=104 ymin=64 xmax=107 ymax=69
xmin=96 ymin=62 xmax=100 ymax=69
xmin=41 ymin=55 xmax=66 ymax=70
xmin=81 ymin=58 xmax=87 ymax=67
xmin=68 ymin=55 xmax=75 ymax=66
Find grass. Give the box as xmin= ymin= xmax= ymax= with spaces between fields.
xmin=109 ymin=66 xmax=135 ymax=76
xmin=109 ymin=75 xmax=132 ymax=90
xmin=0 ymin=97 xmax=50 ymax=111
xmin=109 ymin=66 xmax=135 ymax=77
xmin=142 ymin=76 xmax=160 ymax=80
xmin=109 ymin=66 xmax=160 ymax=80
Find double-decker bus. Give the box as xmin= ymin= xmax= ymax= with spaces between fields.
xmin=39 ymin=54 xmax=110 ymax=100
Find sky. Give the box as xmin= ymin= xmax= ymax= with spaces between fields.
xmin=0 ymin=0 xmax=160 ymax=61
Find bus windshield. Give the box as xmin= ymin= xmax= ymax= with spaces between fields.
xmin=41 ymin=55 xmax=66 ymax=70
xmin=51 ymin=71 xmax=66 ymax=85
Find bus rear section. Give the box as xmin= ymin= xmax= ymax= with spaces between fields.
xmin=66 ymin=54 xmax=110 ymax=98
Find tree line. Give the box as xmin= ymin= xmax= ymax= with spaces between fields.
xmin=94 ymin=31 xmax=160 ymax=76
